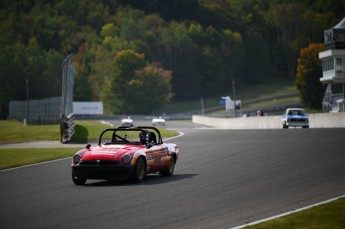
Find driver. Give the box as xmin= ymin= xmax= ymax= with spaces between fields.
xmin=139 ymin=130 xmax=149 ymax=145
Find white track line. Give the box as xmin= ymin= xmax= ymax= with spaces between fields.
xmin=0 ymin=157 xmax=71 ymax=173
xmin=230 ymin=194 xmax=345 ymax=229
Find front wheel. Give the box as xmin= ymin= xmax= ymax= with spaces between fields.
xmin=72 ymin=172 xmax=87 ymax=185
xmin=131 ymin=157 xmax=146 ymax=182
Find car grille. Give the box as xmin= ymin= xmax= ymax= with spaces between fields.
xmin=79 ymin=160 xmax=120 ymax=166
xmin=289 ymin=118 xmax=307 ymax=122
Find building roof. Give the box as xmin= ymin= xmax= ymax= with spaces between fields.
xmin=334 ymin=17 xmax=345 ymax=29
xmin=324 ymin=17 xmax=345 ymax=50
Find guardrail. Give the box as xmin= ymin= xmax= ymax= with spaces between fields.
xmin=60 ymin=113 xmax=75 ymax=143
xmin=60 ymin=54 xmax=76 ymax=143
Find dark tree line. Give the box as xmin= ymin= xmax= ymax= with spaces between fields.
xmin=0 ymin=0 xmax=344 ymax=116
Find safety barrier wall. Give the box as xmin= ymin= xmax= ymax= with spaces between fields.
xmin=192 ymin=112 xmax=345 ymax=129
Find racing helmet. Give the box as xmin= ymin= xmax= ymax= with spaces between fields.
xmin=139 ymin=130 xmax=149 ymax=145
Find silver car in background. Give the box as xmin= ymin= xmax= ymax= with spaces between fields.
xmin=152 ymin=116 xmax=166 ymax=126
xmin=282 ymin=108 xmax=309 ymax=128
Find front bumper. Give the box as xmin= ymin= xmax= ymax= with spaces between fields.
xmin=152 ymin=122 xmax=165 ymax=126
xmin=286 ymin=120 xmax=309 ymax=127
xmin=72 ymin=164 xmax=134 ymax=181
xmin=121 ymin=122 xmax=133 ymax=127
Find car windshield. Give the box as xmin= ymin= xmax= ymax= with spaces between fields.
xmin=98 ymin=127 xmax=161 ymax=146
xmin=98 ymin=130 xmax=140 ymax=145
xmin=289 ymin=110 xmax=305 ymax=116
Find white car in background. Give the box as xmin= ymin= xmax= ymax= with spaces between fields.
xmin=121 ymin=116 xmax=134 ymax=127
xmin=282 ymin=108 xmax=309 ymax=128
xmin=152 ymin=116 xmax=165 ymax=126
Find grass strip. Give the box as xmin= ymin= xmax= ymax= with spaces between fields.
xmin=0 ymin=120 xmax=112 ymax=144
xmin=244 ymin=96 xmax=300 ymax=109
xmin=248 ymin=197 xmax=345 ymax=229
xmin=0 ymin=120 xmax=61 ymax=143
xmin=0 ymin=148 xmax=80 ymax=170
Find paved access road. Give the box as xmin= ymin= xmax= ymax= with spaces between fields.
xmin=1 ymin=123 xmax=345 ymax=229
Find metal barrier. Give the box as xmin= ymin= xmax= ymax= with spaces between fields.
xmin=60 ymin=54 xmax=76 ymax=143
xmin=60 ymin=113 xmax=76 ymax=143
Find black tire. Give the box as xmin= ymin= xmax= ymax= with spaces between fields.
xmin=303 ymin=126 xmax=309 ymax=128
xmin=131 ymin=157 xmax=146 ymax=182
xmin=72 ymin=172 xmax=87 ymax=185
xmin=161 ymin=157 xmax=175 ymax=177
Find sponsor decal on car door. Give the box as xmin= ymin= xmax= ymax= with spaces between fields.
xmin=146 ymin=146 xmax=166 ymax=171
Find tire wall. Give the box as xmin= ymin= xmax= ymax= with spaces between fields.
xmin=192 ymin=112 xmax=345 ymax=129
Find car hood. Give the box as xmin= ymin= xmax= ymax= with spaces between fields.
xmin=81 ymin=145 xmax=144 ymax=161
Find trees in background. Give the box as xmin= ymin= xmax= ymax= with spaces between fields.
xmin=295 ymin=43 xmax=325 ymax=109
xmin=0 ymin=0 xmax=344 ymax=117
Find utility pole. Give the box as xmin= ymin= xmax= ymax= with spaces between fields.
xmin=232 ymin=80 xmax=236 ymax=117
xmin=26 ymin=79 xmax=29 ymax=125
xmin=200 ymin=97 xmax=205 ymax=115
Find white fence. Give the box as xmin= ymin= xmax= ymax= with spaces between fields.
xmin=193 ymin=112 xmax=345 ymax=129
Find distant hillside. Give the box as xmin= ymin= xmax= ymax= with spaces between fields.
xmin=0 ymin=0 xmax=343 ymax=117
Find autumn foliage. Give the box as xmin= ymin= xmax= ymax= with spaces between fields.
xmin=295 ymin=43 xmax=325 ymax=109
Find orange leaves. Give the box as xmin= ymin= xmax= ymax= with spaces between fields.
xmin=295 ymin=43 xmax=324 ymax=109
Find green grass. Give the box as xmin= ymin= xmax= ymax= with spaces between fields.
xmin=244 ymin=96 xmax=300 ymax=108
xmin=235 ymin=79 xmax=297 ymax=101
xmin=72 ymin=120 xmax=114 ymax=141
xmin=0 ymin=120 xmax=112 ymax=143
xmin=248 ymin=197 xmax=345 ymax=229
xmin=0 ymin=120 xmax=61 ymax=144
xmin=0 ymin=148 xmax=80 ymax=170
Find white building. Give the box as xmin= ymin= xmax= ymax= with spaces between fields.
xmin=319 ymin=17 xmax=345 ymax=112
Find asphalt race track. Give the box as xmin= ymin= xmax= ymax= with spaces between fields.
xmin=1 ymin=121 xmax=345 ymax=229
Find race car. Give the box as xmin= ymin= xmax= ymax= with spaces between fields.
xmin=282 ymin=108 xmax=309 ymax=128
xmin=71 ymin=126 xmax=179 ymax=185
xmin=152 ymin=116 xmax=166 ymax=126
xmin=121 ymin=116 xmax=134 ymax=127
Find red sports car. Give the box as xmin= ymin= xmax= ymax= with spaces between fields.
xmin=71 ymin=126 xmax=179 ymax=185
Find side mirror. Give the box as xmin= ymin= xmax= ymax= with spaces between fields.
xmin=86 ymin=144 xmax=91 ymax=149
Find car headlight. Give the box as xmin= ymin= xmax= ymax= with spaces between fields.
xmin=72 ymin=154 xmax=82 ymax=164
xmin=122 ymin=154 xmax=132 ymax=164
